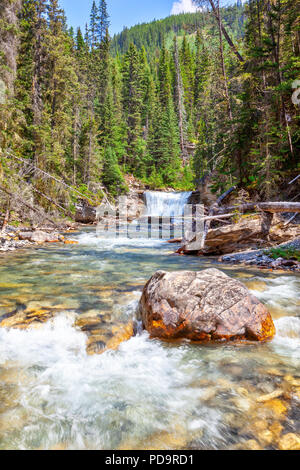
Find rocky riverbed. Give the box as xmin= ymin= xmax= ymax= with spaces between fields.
xmin=0 ymin=225 xmax=79 ymax=253
xmin=0 ymin=227 xmax=299 ymax=450
xmin=221 ymin=239 xmax=300 ymax=273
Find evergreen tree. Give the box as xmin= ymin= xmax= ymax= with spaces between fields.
xmin=122 ymin=43 xmax=144 ymax=172
xmin=102 ymin=147 xmax=126 ymax=195
xmin=1 ymin=0 xmax=298 ymax=210
xmin=98 ymin=0 xmax=110 ymax=44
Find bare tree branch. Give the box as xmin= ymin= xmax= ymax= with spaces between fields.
xmin=196 ymin=0 xmax=244 ymax=63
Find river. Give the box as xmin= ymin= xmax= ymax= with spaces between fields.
xmin=0 ymin=192 xmax=299 ymax=450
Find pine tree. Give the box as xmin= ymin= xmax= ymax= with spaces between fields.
xmin=122 ymin=43 xmax=144 ymax=171
xmin=102 ymin=147 xmax=126 ymax=195
xmin=89 ymin=1 xmax=99 ymax=50
xmin=98 ymin=0 xmax=110 ymax=44
xmin=149 ymin=43 xmax=181 ymax=184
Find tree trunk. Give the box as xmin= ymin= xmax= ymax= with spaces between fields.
xmin=0 ymin=0 xmax=22 ymax=94
xmin=72 ymin=103 xmax=80 ymax=185
xmin=207 ymin=0 xmax=244 ymax=63
xmin=260 ymin=210 xmax=274 ymax=237
xmin=1 ymin=199 xmax=10 ymax=233
xmin=173 ymin=37 xmax=188 ymax=164
xmin=32 ymin=2 xmax=45 ymax=174
xmin=217 ymin=0 xmax=233 ymax=122
xmin=217 ymin=202 xmax=300 ymax=214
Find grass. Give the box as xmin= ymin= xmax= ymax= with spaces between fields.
xmin=266 ymin=247 xmax=300 ymax=262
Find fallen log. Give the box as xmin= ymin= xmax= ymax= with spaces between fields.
xmin=215 ymin=202 xmax=300 ymax=241
xmin=217 ymin=202 xmax=300 ymax=215
xmin=32 ymin=187 xmax=74 ymax=218
xmin=200 ymin=213 xmax=235 ymax=222
xmin=167 ymin=238 xmax=182 ymax=244
xmin=289 ymin=175 xmax=300 ymax=185
xmin=0 ymin=185 xmax=60 ymax=228
xmin=284 ymin=213 xmax=298 ymax=227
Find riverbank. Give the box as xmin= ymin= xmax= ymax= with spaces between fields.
xmin=176 ymin=212 xmax=300 ymax=273
xmin=220 ymin=238 xmax=300 ymax=273
xmin=0 ymin=223 xmax=79 ymax=253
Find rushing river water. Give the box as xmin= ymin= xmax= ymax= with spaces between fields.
xmin=0 ymin=223 xmax=300 ymax=450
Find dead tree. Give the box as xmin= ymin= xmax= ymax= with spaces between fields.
xmin=196 ymin=0 xmax=244 ymax=63
xmin=1 ymin=198 xmax=10 ymax=233
xmin=0 ymin=185 xmax=60 ymax=229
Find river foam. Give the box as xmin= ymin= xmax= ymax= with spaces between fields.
xmin=0 ymin=314 xmax=224 ymax=450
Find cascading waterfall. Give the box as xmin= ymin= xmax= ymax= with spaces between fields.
xmin=144 ymin=191 xmax=192 ymax=217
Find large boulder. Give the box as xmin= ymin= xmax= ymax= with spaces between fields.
xmin=138 ymin=269 xmax=275 ymax=342
xmin=75 ymin=200 xmax=96 ymax=224
xmin=18 ymin=231 xmax=60 ymax=243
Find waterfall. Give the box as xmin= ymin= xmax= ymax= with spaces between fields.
xmin=144 ymin=191 xmax=192 ymax=217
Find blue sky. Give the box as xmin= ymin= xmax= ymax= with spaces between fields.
xmin=60 ymin=0 xmax=175 ymax=36
xmin=60 ymin=1 xmax=239 ymax=36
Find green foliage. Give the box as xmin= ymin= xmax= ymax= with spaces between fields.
xmin=102 ymin=147 xmax=128 ymax=196
xmin=0 ymin=0 xmax=298 ymax=211
xmin=267 ymin=247 xmax=300 ymax=262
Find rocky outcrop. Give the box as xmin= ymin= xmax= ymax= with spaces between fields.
xmin=75 ymin=200 xmax=96 ymax=224
xmin=122 ymin=191 xmax=145 ymax=222
xmin=75 ymin=192 xmax=145 ymax=225
xmin=138 ymin=269 xmax=275 ymax=342
xmin=180 ymin=218 xmax=300 ymax=255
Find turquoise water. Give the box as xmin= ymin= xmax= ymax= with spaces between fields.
xmin=0 ymin=228 xmax=299 ymax=450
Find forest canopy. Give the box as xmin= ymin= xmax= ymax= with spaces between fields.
xmin=0 ymin=0 xmax=299 ymax=213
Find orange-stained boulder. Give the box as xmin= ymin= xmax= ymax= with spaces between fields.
xmin=138 ymin=269 xmax=275 ymax=342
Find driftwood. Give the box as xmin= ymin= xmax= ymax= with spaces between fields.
xmin=200 ymin=213 xmax=235 ymax=222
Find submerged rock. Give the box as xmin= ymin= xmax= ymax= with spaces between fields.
xmin=0 ymin=307 xmax=57 ymax=329
xmin=138 ymin=268 xmax=275 ymax=342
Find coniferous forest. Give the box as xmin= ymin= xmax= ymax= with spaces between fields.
xmin=1 ymin=1 xmax=300 ymax=452
xmin=0 ymin=0 xmax=299 ymax=214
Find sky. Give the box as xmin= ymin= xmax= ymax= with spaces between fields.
xmin=59 ymin=0 xmax=219 ymax=36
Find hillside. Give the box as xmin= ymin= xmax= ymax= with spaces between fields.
xmin=111 ymin=5 xmax=245 ymax=56
xmin=0 ymin=0 xmax=299 ymax=229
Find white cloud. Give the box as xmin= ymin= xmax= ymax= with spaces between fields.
xmin=171 ymin=0 xmax=200 ymax=15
